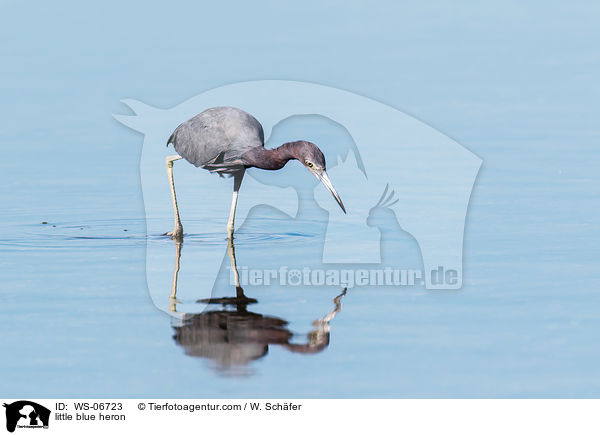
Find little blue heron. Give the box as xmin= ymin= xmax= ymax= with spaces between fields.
xmin=164 ymin=106 xmax=346 ymax=239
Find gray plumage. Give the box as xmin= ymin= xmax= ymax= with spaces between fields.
xmin=163 ymin=106 xmax=346 ymax=240
xmin=167 ymin=106 xmax=264 ymax=175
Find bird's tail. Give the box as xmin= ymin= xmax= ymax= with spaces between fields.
xmin=166 ymin=131 xmax=176 ymax=147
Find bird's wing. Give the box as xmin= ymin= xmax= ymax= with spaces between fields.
xmin=167 ymin=107 xmax=264 ymax=172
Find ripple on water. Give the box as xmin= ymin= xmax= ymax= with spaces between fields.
xmin=0 ymin=217 xmax=318 ymax=250
xmin=0 ymin=219 xmax=147 ymax=249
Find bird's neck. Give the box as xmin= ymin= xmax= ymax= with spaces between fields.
xmin=242 ymin=142 xmax=300 ymax=170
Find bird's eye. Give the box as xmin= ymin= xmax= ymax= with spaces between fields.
xmin=306 ymin=161 xmax=314 ymax=168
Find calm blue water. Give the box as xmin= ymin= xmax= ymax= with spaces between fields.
xmin=1 ymin=1 xmax=599 ymax=397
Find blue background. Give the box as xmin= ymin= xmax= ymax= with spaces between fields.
xmin=1 ymin=1 xmax=599 ymax=397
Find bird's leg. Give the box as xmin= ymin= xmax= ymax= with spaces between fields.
xmin=227 ymin=237 xmax=241 ymax=289
xmin=169 ymin=239 xmax=182 ymax=313
xmin=227 ymin=170 xmax=245 ymax=239
xmin=227 ymin=237 xmax=255 ymax=311
xmin=164 ymin=155 xmax=183 ymax=240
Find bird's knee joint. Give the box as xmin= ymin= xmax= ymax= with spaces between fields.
xmin=166 ymin=156 xmax=182 ymax=167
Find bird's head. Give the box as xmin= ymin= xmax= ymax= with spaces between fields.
xmin=294 ymin=141 xmax=346 ymax=213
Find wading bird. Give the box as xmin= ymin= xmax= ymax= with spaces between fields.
xmin=165 ymin=106 xmax=346 ymax=239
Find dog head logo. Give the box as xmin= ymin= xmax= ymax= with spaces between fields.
xmin=3 ymin=401 xmax=50 ymax=433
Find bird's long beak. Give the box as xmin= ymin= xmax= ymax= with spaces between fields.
xmin=314 ymin=171 xmax=346 ymax=213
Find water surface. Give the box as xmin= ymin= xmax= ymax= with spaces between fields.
xmin=1 ymin=0 xmax=599 ymax=398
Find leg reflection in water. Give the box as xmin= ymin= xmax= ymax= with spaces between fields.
xmin=169 ymin=238 xmax=347 ymax=373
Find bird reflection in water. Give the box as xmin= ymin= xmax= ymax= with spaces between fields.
xmin=169 ymin=238 xmax=346 ymax=373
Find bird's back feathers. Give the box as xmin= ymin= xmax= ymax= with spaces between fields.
xmin=167 ymin=106 xmax=265 ymax=174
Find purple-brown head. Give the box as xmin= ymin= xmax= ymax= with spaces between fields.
xmin=243 ymin=139 xmax=347 ymax=213
xmin=292 ymin=141 xmax=346 ymax=213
